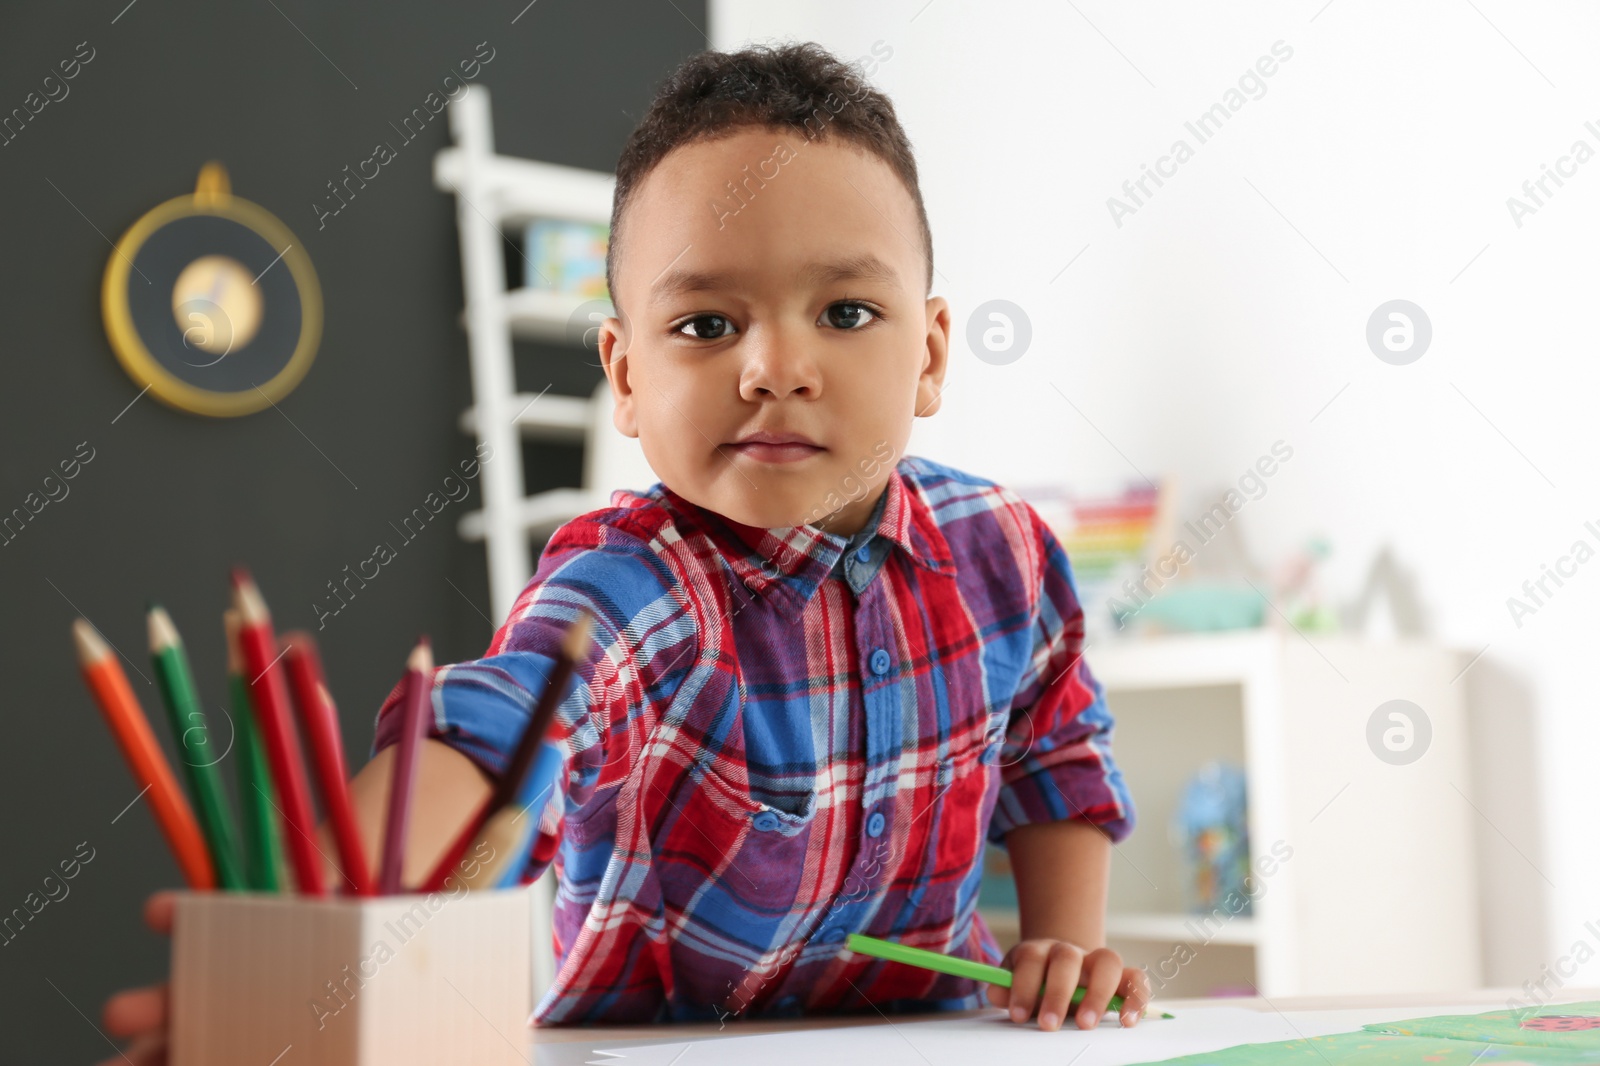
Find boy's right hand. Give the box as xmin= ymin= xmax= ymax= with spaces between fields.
xmin=99 ymin=891 xmax=175 ymax=1066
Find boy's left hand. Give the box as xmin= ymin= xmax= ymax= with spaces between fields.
xmin=985 ymin=940 xmax=1151 ymax=1032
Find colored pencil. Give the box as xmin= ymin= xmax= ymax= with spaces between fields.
xmin=147 ymin=604 xmax=246 ymax=890
xmin=420 ymin=612 xmax=591 ymax=892
xmin=73 ymin=619 xmax=215 ymax=890
xmin=281 ymin=631 xmax=374 ymax=896
xmin=225 ymin=608 xmax=284 ymax=892
xmin=844 ymin=934 xmax=1172 ymax=1019
xmin=231 ymin=569 xmax=326 ymax=896
xmin=379 ymin=638 xmax=433 ymax=894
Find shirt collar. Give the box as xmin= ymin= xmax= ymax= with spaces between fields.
xmin=656 ymin=464 xmax=957 ymax=619
xmin=833 ymin=477 xmax=890 ymax=550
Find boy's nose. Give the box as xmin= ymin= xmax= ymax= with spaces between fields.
xmin=737 ymin=332 xmax=823 ymax=401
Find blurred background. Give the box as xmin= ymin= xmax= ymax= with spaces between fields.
xmin=3 ymin=0 xmax=1596 ymax=1059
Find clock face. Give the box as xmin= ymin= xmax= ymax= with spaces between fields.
xmin=103 ymin=175 xmax=321 ymax=418
xmin=171 ymin=254 xmax=265 ymax=360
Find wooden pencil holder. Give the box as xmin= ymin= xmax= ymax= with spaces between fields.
xmin=168 ymin=887 xmax=533 ymax=1066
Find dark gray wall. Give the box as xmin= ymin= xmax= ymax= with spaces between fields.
xmin=0 ymin=2 xmax=704 ymax=1059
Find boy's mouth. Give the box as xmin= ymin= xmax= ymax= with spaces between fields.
xmin=727 ymin=430 xmax=825 ymax=464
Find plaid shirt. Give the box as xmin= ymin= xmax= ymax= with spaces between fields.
xmin=372 ymin=456 xmax=1134 ymax=1024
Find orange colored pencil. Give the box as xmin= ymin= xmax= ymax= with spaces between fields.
xmin=281 ymin=631 xmax=374 ymax=896
xmin=232 ymin=569 xmax=326 ymax=897
xmin=73 ymin=619 xmax=215 ymax=890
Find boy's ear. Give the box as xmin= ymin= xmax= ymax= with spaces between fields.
xmin=598 ymin=314 xmax=639 ymax=438
xmin=916 ymin=295 xmax=951 ymax=418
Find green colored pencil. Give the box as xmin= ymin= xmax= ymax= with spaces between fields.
xmin=225 ymin=608 xmax=286 ymax=892
xmin=845 ymin=934 xmax=1174 ymax=1019
xmin=148 ymin=605 xmax=246 ymax=890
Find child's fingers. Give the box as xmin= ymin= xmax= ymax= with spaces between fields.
xmin=102 ymin=982 xmax=168 ymax=1038
xmin=1073 ymin=949 xmax=1122 ymax=1030
xmin=143 ymin=890 xmax=176 ymax=936
xmin=1033 ymin=943 xmax=1086 ymax=1031
xmin=1004 ymin=942 xmax=1051 ymax=1023
xmin=1116 ymin=967 xmax=1153 ymax=1027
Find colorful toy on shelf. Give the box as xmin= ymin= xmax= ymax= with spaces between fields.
xmin=1171 ymin=762 xmax=1251 ymax=916
xmin=522 ymin=217 xmax=609 ymax=298
xmin=1015 ymin=477 xmax=1172 ymax=640
xmin=1113 ymin=580 xmax=1265 ymax=633
xmin=1273 ymin=534 xmax=1340 ymax=633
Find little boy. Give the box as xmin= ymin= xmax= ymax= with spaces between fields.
xmin=102 ymin=41 xmax=1145 ymax=1059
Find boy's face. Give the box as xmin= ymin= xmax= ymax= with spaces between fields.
xmin=598 ymin=126 xmax=949 ymax=535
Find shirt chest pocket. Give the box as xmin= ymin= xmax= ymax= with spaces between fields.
xmin=647 ymin=751 xmax=821 ymax=909
xmin=689 ymin=755 xmax=818 ymax=833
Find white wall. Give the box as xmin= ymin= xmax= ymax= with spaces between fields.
xmin=711 ymin=0 xmax=1600 ymax=991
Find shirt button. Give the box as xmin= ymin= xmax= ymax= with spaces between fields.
xmin=752 ymin=811 xmax=780 ymax=832
xmin=777 ymin=995 xmax=800 ymax=1010
xmin=820 ymin=927 xmax=847 ymax=943
xmin=866 ymin=811 xmax=886 ymax=838
xmin=980 ymin=744 xmax=1000 ymax=765
xmin=855 ymin=545 xmax=871 ymax=563
xmin=869 ymin=648 xmax=891 ymax=676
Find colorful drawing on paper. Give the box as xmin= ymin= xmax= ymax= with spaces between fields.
xmin=1362 ymin=1001 xmax=1600 ymax=1049
xmin=1519 ymin=1016 xmax=1600 ymax=1033
xmin=1143 ymin=1001 xmax=1600 ymax=1065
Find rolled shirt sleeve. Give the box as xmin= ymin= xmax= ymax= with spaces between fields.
xmin=370 ymin=513 xmax=692 ymax=882
xmin=987 ymin=510 xmax=1136 ymax=845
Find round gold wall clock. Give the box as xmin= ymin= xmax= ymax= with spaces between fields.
xmin=101 ymin=162 xmax=322 ymax=417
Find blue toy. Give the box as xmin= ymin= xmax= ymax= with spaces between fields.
xmin=1171 ymin=762 xmax=1251 ymax=916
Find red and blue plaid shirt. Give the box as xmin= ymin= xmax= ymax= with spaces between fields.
xmin=372 ymin=456 xmax=1134 ymax=1024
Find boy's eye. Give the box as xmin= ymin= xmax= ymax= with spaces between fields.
xmin=676 ymin=314 xmax=735 ymax=340
xmin=821 ymin=302 xmax=878 ymax=330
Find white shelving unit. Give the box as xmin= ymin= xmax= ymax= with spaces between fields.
xmin=1105 ymin=912 xmax=1261 ymax=948
xmin=983 ymin=628 xmax=1483 ymax=999
xmin=434 ymin=85 xmax=654 ymax=1001
xmin=434 ymin=85 xmax=652 ymax=628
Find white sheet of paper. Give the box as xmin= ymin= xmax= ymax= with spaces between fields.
xmin=581 ymin=1004 xmax=1497 ymax=1066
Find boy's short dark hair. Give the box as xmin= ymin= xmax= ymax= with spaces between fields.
xmin=606 ymin=40 xmax=932 ymax=307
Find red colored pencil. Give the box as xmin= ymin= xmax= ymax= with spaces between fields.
xmin=420 ymin=612 xmax=591 ymax=892
xmin=73 ymin=619 xmax=216 ymax=890
xmin=281 ymin=631 xmax=374 ymax=896
xmin=232 ymin=569 xmax=326 ymax=897
xmin=379 ymin=638 xmax=433 ymax=894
